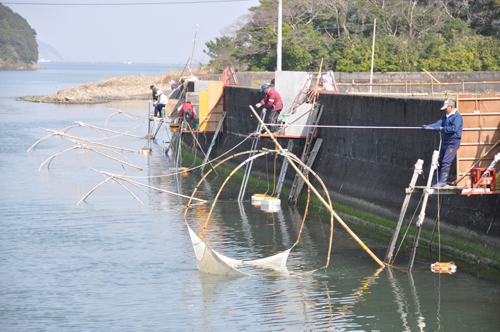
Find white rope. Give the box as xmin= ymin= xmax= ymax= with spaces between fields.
xmin=264 ymin=123 xmax=423 ymax=130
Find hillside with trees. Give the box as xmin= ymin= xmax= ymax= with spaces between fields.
xmin=203 ymin=0 xmax=500 ymax=73
xmin=0 ymin=4 xmax=38 ymax=70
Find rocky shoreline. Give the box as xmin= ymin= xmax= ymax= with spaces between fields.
xmin=19 ymin=75 xmax=168 ymax=104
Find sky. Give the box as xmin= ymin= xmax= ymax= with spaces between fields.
xmin=5 ymin=0 xmax=261 ymax=64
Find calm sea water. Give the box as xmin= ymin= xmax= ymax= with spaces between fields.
xmin=1 ymin=63 xmax=500 ymax=331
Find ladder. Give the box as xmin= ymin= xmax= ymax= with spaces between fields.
xmin=288 ymin=138 xmax=323 ymax=205
xmin=201 ymin=112 xmax=226 ymax=172
xmin=153 ymin=118 xmax=165 ymax=138
xmin=288 ymin=104 xmax=324 ymax=205
xmin=237 ymin=109 xmax=267 ymax=201
xmin=230 ymin=67 xmax=239 ymax=84
xmin=274 ymin=140 xmax=294 ymax=199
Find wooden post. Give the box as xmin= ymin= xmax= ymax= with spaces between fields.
xmin=384 ymin=159 xmax=423 ymax=264
xmin=408 ymin=150 xmax=439 ymax=272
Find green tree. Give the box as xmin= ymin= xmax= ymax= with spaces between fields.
xmin=203 ymin=0 xmax=500 ymax=73
xmin=0 ymin=3 xmax=38 ymax=68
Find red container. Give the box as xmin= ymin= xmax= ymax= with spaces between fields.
xmin=470 ymin=168 xmax=496 ymax=191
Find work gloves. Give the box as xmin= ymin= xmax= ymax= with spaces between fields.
xmin=421 ymin=125 xmax=440 ymax=131
xmin=255 ymin=103 xmax=262 ymax=108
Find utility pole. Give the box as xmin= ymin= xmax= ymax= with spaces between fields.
xmin=370 ymin=19 xmax=377 ymax=93
xmin=277 ymin=0 xmax=282 ymax=71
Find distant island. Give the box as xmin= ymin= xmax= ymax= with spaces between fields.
xmin=0 ymin=4 xmax=39 ymax=70
xmin=37 ymin=39 xmax=64 ymax=63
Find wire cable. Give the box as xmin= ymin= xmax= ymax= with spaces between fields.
xmin=4 ymin=0 xmax=253 ymax=5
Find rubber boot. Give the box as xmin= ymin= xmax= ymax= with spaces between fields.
xmin=434 ymin=171 xmax=449 ymax=187
xmin=431 ymin=171 xmax=439 ymax=186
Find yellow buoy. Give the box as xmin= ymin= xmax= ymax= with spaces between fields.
xmin=170 ymin=123 xmax=179 ymax=132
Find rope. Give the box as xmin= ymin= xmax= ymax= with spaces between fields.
xmin=121 ymin=132 xmax=253 ymax=178
xmin=263 ymin=124 xmax=424 ymax=130
xmin=429 ymin=197 xmax=444 ymax=261
xmin=271 ymin=153 xmax=277 ymax=196
xmin=391 ymin=193 xmax=424 ymax=265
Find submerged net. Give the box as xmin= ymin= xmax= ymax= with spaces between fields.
xmin=185 ymin=221 xmax=293 ymax=276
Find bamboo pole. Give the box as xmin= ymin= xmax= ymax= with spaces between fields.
xmin=75 ymin=121 xmax=144 ymax=139
xmin=88 ymin=148 xmax=143 ymax=170
xmin=114 ymin=179 xmax=143 ymax=206
xmin=196 ymin=148 xmax=337 ymax=271
xmin=77 ymin=177 xmax=112 ymax=205
xmin=38 ymin=146 xmax=79 ymax=173
xmin=248 ymin=105 xmax=385 ymax=268
xmin=105 ymin=109 xmax=146 ymax=126
xmin=188 ymin=25 xmax=199 ymax=77
xmin=182 ymin=150 xmax=261 ymax=220
xmin=91 ymin=168 xmax=206 ymax=203
xmin=40 ymin=128 xmax=136 ymax=152
xmin=423 ymin=69 xmax=441 ymax=83
xmin=182 ymin=147 xmax=339 ymax=271
xmin=294 ymin=173 xmax=311 ymax=245
xmin=28 ymin=124 xmax=80 ymax=152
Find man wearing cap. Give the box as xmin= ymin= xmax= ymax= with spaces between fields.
xmin=422 ymin=99 xmax=463 ymax=187
xmin=150 ymin=85 xmax=159 ymax=101
xmin=154 ymin=90 xmax=168 ymax=118
xmin=255 ymin=83 xmax=283 ymax=130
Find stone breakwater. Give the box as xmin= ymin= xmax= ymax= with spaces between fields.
xmin=19 ymin=75 xmax=164 ymax=104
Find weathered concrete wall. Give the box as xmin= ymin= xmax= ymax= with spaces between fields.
xmin=229 ymin=71 xmax=500 ymax=93
xmin=184 ymin=85 xmax=500 ymax=241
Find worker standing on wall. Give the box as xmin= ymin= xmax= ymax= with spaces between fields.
xmin=422 ymin=99 xmax=463 ymax=187
xmin=256 ymin=83 xmax=283 ymax=131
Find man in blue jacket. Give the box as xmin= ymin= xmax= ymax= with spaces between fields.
xmin=422 ymin=99 xmax=463 ymax=187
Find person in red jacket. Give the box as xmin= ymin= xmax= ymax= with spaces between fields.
xmin=256 ymin=83 xmax=283 ymax=131
xmin=179 ymin=101 xmax=197 ymax=130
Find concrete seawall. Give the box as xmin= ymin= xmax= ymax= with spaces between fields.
xmin=185 ymin=86 xmax=500 ymax=243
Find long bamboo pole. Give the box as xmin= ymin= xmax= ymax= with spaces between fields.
xmin=38 ymin=146 xmax=79 ymax=173
xmin=182 ymin=150 xmax=262 ymax=220
xmin=182 ymin=146 xmax=339 ymax=271
xmin=77 ymin=177 xmax=112 ymax=205
xmin=91 ymin=168 xmax=206 ymax=203
xmin=75 ymin=121 xmax=144 ymax=139
xmin=188 ymin=25 xmax=199 ymax=77
xmin=40 ymin=128 xmax=136 ymax=152
xmin=248 ymin=105 xmax=385 ymax=268
xmin=114 ymin=179 xmax=143 ymax=206
xmin=28 ymin=124 xmax=80 ymax=152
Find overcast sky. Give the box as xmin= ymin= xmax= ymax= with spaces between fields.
xmin=6 ymin=0 xmax=261 ymax=64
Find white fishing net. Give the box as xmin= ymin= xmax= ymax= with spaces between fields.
xmin=186 ymin=221 xmax=293 ymax=276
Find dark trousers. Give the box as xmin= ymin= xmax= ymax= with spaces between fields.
xmin=438 ymin=138 xmax=461 ymax=172
xmin=154 ymin=103 xmax=165 ymax=117
xmin=269 ymin=109 xmax=282 ymax=124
